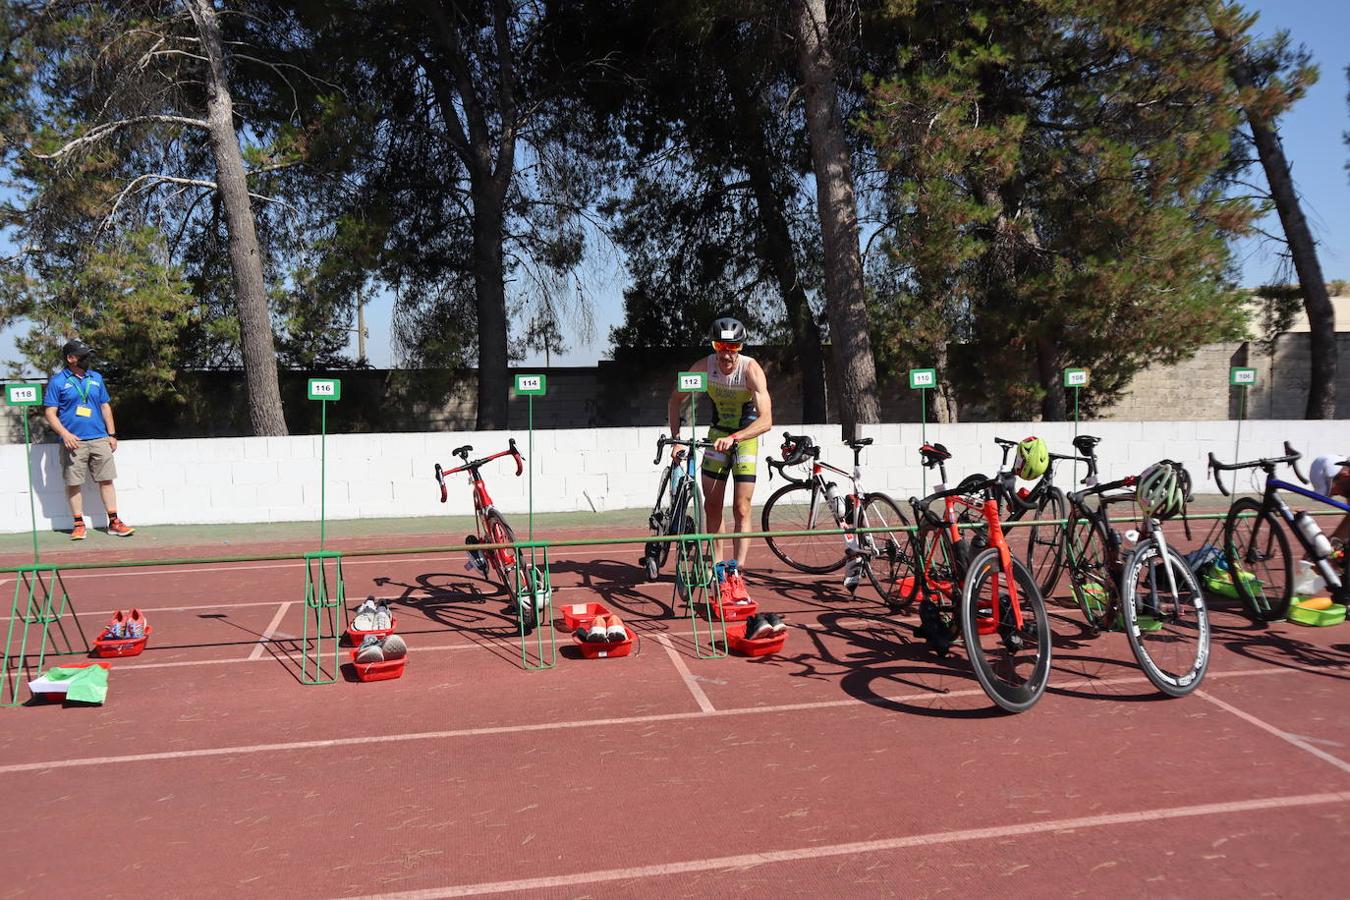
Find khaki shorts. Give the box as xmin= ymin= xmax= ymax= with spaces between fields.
xmin=61 ymin=438 xmax=118 ymax=486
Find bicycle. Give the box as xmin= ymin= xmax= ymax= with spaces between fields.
xmin=1060 ymin=456 xmax=1210 ymax=697
xmin=992 ymin=435 xmax=1096 ymax=597
xmin=903 ymin=460 xmax=1052 ymax=713
xmin=640 ymin=433 xmax=721 ymax=580
xmin=434 ymin=439 xmax=539 ymax=633
xmin=1208 ymin=442 xmax=1350 ymax=621
xmin=760 ymin=433 xmax=912 ymax=603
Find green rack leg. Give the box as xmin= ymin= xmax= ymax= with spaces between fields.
xmin=301 ymin=551 xmax=344 ymax=685
xmin=515 ymin=544 xmax=556 ymax=670
xmin=674 ymin=536 xmax=727 ymax=659
xmin=1 ymin=565 xmax=71 ymax=707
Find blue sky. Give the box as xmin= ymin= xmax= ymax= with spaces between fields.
xmin=4 ymin=0 xmax=1347 ymax=372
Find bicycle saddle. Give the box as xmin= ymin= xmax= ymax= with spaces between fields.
xmin=993 ymin=436 xmax=1017 ymax=448
xmin=919 ymin=442 xmax=951 ymax=465
xmin=845 ymin=437 xmax=873 ymax=449
xmin=1072 ymin=434 xmax=1101 ymax=455
xmin=453 ymin=444 xmax=473 ymax=459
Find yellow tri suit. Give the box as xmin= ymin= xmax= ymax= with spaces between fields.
xmin=702 ymin=353 xmax=759 ymax=483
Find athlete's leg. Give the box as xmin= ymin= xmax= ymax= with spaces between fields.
xmin=702 ymin=472 xmax=728 ymax=561
xmin=731 ymin=479 xmax=755 ymax=565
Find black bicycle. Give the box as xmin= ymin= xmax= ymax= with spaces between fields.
xmin=639 ymin=433 xmax=721 ymax=580
xmin=1208 ymin=442 xmax=1350 ymax=621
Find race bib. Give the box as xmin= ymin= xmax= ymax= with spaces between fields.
xmin=75 ymin=406 xmax=92 ymax=418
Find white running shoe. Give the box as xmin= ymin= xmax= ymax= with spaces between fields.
xmin=380 ymin=634 xmax=408 ymax=660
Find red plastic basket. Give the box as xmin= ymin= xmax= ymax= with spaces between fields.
xmin=91 ymin=624 xmax=153 ymax=658
xmin=347 ymin=647 xmax=407 ymax=682
xmin=727 ymin=623 xmax=787 ymax=657
xmin=345 ymin=615 xmax=398 ymax=647
xmin=571 ymin=628 xmax=634 ymax=659
xmin=706 ymin=596 xmax=758 ymax=622
xmin=561 ymin=602 xmax=611 ymax=631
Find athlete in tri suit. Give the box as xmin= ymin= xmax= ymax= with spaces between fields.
xmin=667 ymin=317 xmax=774 ymax=605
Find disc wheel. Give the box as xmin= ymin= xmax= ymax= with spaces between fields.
xmin=1222 ymin=498 xmax=1293 ymax=622
xmin=1120 ymin=539 xmax=1210 ymax=697
xmin=960 ymin=549 xmax=1052 ymax=713
xmin=762 ymin=481 xmax=845 ymax=573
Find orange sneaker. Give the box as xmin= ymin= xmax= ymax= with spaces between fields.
xmin=605 ymin=614 xmax=628 ymax=643
xmin=70 ymin=521 xmax=87 ymax=541
xmin=724 ymin=569 xmax=753 ymax=605
xmin=107 ymin=518 xmax=135 ymax=537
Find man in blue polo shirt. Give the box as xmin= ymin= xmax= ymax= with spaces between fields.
xmin=42 ymin=339 xmax=134 ymax=540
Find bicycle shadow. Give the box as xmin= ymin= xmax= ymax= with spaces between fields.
xmin=1217 ymin=622 xmax=1350 ymax=681
xmin=548 ymin=557 xmax=678 ymax=622
xmin=364 ymin=571 xmax=534 ymax=669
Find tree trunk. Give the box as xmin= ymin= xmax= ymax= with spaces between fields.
xmin=1036 ymin=336 xmax=1065 ymax=421
xmin=1226 ymin=48 xmax=1336 ymax=418
xmin=188 ymin=0 xmax=287 ymax=436
xmin=791 ymin=0 xmax=880 ymax=436
xmin=720 ymin=53 xmax=828 ymax=423
xmin=472 ymin=189 xmax=510 ymax=430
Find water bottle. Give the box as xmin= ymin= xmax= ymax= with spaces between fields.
xmin=1294 ymin=512 xmax=1333 ymax=559
xmin=824 ymin=482 xmax=844 ymax=521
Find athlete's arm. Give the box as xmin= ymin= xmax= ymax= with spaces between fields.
xmin=714 ymin=359 xmax=773 ymax=452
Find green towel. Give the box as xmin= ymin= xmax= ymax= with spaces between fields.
xmin=29 ymin=665 xmax=109 ymax=704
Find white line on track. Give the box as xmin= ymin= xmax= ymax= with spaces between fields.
xmin=0 ymin=664 xmax=1313 ymax=776
xmin=654 ymin=633 xmax=716 ymax=713
xmin=248 ymin=602 xmax=292 ymax=661
xmin=1197 ymin=689 xmax=1350 ymax=775
xmin=346 ymin=791 xmax=1350 ymax=899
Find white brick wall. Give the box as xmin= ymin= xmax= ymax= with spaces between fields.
xmin=0 ymin=420 xmax=1344 ymax=532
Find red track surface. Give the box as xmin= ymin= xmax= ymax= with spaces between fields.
xmin=2 ymin=527 xmax=1348 ymax=898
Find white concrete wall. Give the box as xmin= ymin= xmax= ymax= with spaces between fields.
xmin=0 ymin=424 xmax=843 ymax=532
xmin=0 ymin=420 xmax=1343 ymax=533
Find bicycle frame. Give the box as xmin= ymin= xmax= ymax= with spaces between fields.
xmin=436 ymin=441 xmax=525 ymax=569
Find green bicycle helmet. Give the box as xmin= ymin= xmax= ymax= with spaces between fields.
xmin=1013 ymin=436 xmax=1049 ymax=481
xmin=1136 ymin=462 xmax=1184 ymax=519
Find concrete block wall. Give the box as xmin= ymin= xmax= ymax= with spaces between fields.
xmin=0 ymin=424 xmax=844 ymax=532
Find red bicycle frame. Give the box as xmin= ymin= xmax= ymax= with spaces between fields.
xmin=435 ymin=441 xmax=525 ymax=570
xmin=914 ymin=485 xmax=1026 ymax=633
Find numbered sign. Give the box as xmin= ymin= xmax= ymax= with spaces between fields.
xmin=677 ymin=371 xmax=707 ymax=393
xmin=5 ymin=383 xmax=42 ymax=407
xmin=1229 ymin=367 xmax=1256 ymax=386
xmin=514 ymin=374 xmax=547 ymax=396
xmin=1063 ymin=368 xmax=1089 ymax=388
xmin=908 ymin=368 xmax=936 ymax=390
xmin=307 ymin=378 xmax=341 ymax=401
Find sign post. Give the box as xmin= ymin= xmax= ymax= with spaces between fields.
xmin=6 ymin=384 xmax=43 ymax=563
xmin=909 ymin=368 xmax=936 ymax=492
xmin=2 ymin=382 xmax=71 ymax=708
xmin=514 ymin=374 xmax=546 ymax=540
xmin=1063 ymin=368 xmax=1089 ymax=438
xmin=511 ymin=373 xmax=555 ymax=670
xmin=301 ymin=377 xmax=342 ymax=686
xmin=1230 ymin=367 xmax=1256 ymax=464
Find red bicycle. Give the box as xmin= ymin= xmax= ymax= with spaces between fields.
xmin=435 ymin=439 xmax=538 ymax=632
xmin=904 ymin=443 xmax=1052 ymax=713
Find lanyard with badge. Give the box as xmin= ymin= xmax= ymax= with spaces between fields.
xmin=70 ymin=372 xmax=95 ymax=418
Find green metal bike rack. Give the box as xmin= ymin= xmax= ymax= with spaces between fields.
xmin=300 ymin=550 xmax=344 ymax=685
xmin=1 ymin=564 xmax=72 ymax=706
xmin=514 ymin=541 xmax=556 ymax=670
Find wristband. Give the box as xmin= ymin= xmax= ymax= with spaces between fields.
xmin=108 ymin=433 xmax=117 ymax=438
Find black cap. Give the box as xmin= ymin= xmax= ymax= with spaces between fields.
xmin=61 ymin=339 xmax=93 ymax=360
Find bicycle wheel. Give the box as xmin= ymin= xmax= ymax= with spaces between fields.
xmin=762 ymin=481 xmax=846 ymax=573
xmin=960 ymin=548 xmax=1052 ymax=713
xmin=1222 ymin=498 xmax=1292 ymax=622
xmin=1065 ymin=513 xmax=1117 ymax=632
xmin=1024 ymin=487 xmax=1067 ymax=598
xmin=484 ymin=510 xmax=534 ymax=634
xmin=1120 ymin=539 xmax=1209 ymax=697
xmin=859 ymin=493 xmax=914 ymax=606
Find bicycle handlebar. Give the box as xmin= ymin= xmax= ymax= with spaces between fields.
xmin=1207 ymin=442 xmax=1303 ymax=497
xmin=653 ymin=434 xmax=721 ymax=466
xmin=1068 ymin=475 xmax=1136 ymax=507
xmin=436 ymin=440 xmax=525 ymax=495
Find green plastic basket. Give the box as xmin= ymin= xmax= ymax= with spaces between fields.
xmin=1287 ymin=598 xmax=1347 ymax=628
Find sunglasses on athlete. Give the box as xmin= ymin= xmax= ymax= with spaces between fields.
xmin=712 ymin=341 xmax=743 ymax=352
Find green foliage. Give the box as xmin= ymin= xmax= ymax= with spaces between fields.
xmin=862 ymin=0 xmax=1257 ymax=417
